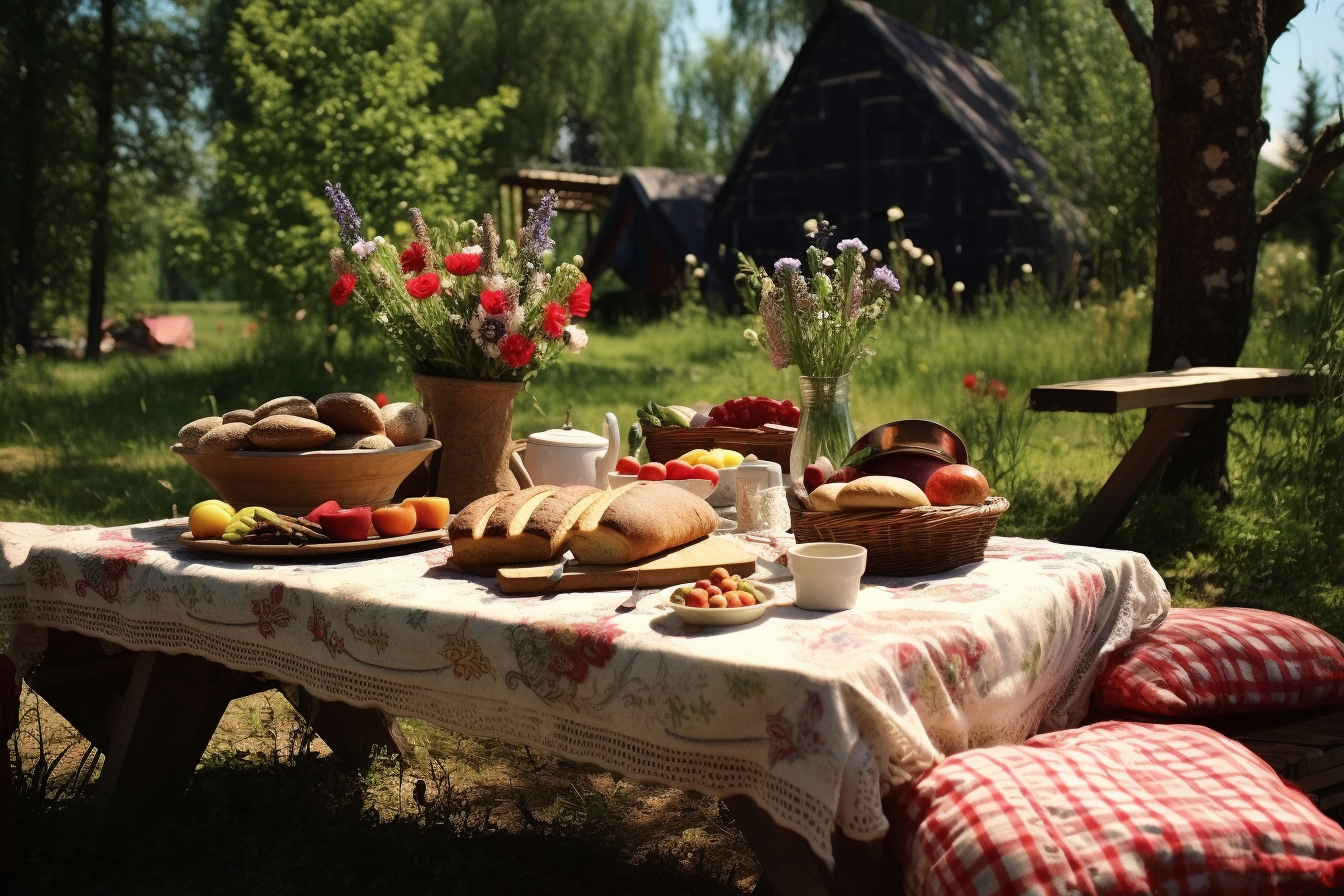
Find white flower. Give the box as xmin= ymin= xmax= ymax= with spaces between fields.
xmin=921 ymin=255 xmax=934 ymax=267
xmin=693 ymin=267 xmax=705 ymax=279
xmin=685 ymin=253 xmax=698 ymax=266
xmin=564 ymin=324 xmax=588 ymax=353
xmin=462 ymin=245 xmax=483 ymax=256
xmin=743 ymin=328 xmax=760 ymax=346
xmin=469 ymin=307 xmax=505 ymax=358
xmin=572 ymin=254 xmax=584 ymax=267
xmin=446 ymin=312 xmax=464 ymax=326
xmin=505 ymin=302 xmax=524 ymax=334
xmin=900 ymin=238 xmax=913 ymax=250
xmin=803 ymin=218 xmax=818 ymax=234
xmin=1021 ymin=263 xmax=1033 ymax=275
xmin=352 ymin=239 xmax=378 ymax=259
xmin=952 ymin=281 xmax=966 ymax=294
xmin=869 ymin=248 xmax=882 ymax=261
xmin=887 ymin=206 xmax=904 ymax=222
xmin=374 ymin=236 xmax=386 ymax=245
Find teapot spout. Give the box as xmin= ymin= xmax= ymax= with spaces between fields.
xmin=597 ymin=412 xmax=621 ymax=479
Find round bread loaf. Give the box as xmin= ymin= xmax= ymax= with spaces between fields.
xmin=316 ymin=392 xmax=384 ymax=434
xmin=322 ymin=433 xmax=395 ymax=450
xmin=381 ymin=402 xmax=429 ymax=446
xmin=247 ymin=415 xmax=335 ymax=450
xmin=254 ymin=395 xmax=318 ymax=421
xmin=834 ymin=476 xmax=929 ymax=510
xmin=195 ymin=422 xmax=251 ymax=453
xmin=807 ymin=482 xmax=847 ymax=512
xmin=222 ymin=408 xmax=256 ymax=425
xmin=177 ymin=416 xmax=222 ymax=449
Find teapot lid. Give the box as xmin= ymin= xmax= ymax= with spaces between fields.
xmin=528 ymin=425 xmax=608 ymax=449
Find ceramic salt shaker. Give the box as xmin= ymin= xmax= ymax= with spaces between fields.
xmin=735 ymin=454 xmax=784 ymax=531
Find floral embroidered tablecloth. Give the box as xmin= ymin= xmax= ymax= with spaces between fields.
xmin=0 ymin=520 xmax=1168 ymax=865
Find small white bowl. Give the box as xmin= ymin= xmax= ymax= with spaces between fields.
xmin=657 ymin=582 xmax=783 ymax=627
xmin=787 ymin=542 xmax=868 ymax=612
xmin=607 ymin=472 xmax=716 ymax=499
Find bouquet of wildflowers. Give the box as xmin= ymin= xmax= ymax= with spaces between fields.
xmin=737 ymin=222 xmax=898 ymax=377
xmin=324 ymin=183 xmax=591 ymax=381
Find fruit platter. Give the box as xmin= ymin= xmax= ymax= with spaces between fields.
xmin=179 ymin=496 xmax=450 ymax=557
xmin=608 ymin=448 xmax=742 ymax=505
xmin=658 ymin=567 xmax=787 ymax=627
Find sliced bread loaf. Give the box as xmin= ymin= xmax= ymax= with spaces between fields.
xmin=567 ymin=481 xmax=718 ymax=565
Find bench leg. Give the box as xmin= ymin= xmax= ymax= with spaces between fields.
xmin=722 ymin=796 xmax=895 ymax=896
xmin=91 ymin=651 xmax=242 ymax=818
xmin=278 ymin=684 xmax=410 ymax=773
xmin=1067 ymin=403 xmax=1211 ymax=546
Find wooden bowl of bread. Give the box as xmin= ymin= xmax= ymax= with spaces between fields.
xmin=173 ymin=392 xmax=438 ymax=515
xmin=793 ymin=475 xmax=1009 ymax=576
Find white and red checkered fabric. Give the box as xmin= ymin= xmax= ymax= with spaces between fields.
xmin=887 ymin=721 xmax=1344 ymax=896
xmin=1092 ymin=607 xmax=1344 ymax=716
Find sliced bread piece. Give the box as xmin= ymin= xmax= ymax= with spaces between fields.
xmin=517 ymin=485 xmax=604 ymax=560
xmin=447 ymin=492 xmax=508 ymax=544
xmin=568 ymin=481 xmax=719 ymax=565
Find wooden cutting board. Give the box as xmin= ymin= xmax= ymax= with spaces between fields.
xmin=495 ymin=536 xmax=756 ymax=594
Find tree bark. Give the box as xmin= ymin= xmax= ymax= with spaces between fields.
xmin=10 ymin=0 xmax=48 ymax=357
xmin=85 ymin=0 xmax=117 ymax=362
xmin=1145 ymin=0 xmax=1272 ymax=493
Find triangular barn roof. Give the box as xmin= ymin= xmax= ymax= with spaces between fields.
xmin=708 ymin=0 xmax=1086 ymax=295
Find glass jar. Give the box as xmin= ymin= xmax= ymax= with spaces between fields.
xmin=789 ymin=374 xmax=856 ymax=485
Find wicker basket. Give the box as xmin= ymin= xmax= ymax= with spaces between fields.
xmin=643 ymin=424 xmax=794 ymax=469
xmin=791 ymin=496 xmax=1010 ymax=576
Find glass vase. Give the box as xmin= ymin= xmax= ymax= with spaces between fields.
xmin=789 ymin=374 xmax=857 ymax=485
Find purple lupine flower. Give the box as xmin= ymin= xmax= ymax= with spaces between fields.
xmin=836 ymin=238 xmax=867 ymax=254
xmin=325 ymin=181 xmax=362 ymax=246
xmin=522 ymin=190 xmax=558 ymax=257
xmin=873 ymin=266 xmax=901 ymax=292
xmin=773 ymin=257 xmax=802 ymax=274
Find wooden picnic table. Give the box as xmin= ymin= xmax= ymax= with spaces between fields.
xmin=0 ymin=522 xmax=1170 ymax=896
xmin=1029 ymin=366 xmax=1314 ymax=546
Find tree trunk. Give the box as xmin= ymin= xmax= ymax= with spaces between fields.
xmin=10 ymin=0 xmax=47 ymax=357
xmin=85 ymin=0 xmax=117 ymax=362
xmin=1146 ymin=0 xmax=1269 ymax=494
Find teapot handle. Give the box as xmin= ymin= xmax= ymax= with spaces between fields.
xmin=597 ymin=412 xmax=620 ymax=479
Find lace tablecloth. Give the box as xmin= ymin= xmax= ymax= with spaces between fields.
xmin=0 ymin=520 xmax=1168 ymax=865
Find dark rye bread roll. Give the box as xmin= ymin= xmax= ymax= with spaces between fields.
xmin=567 ymin=481 xmax=718 ymax=565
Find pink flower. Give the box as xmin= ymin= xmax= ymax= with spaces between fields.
xmin=543 ymin=301 xmax=568 ymax=338
xmin=568 ymin=281 xmax=592 ymax=318
xmin=329 ymin=273 xmax=356 ymax=306
xmin=480 ymin=289 xmax=507 ymax=315
xmin=498 ymin=334 xmax=536 ymax=368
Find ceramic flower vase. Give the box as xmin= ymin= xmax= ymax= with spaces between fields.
xmin=789 ymin=374 xmax=856 ymax=484
xmin=412 ymin=373 xmax=521 ymax=509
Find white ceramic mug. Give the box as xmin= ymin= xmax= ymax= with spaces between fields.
xmin=787 ymin=542 xmax=868 ymax=611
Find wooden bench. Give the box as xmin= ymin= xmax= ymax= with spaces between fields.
xmin=1029 ymin=366 xmax=1313 ymax=545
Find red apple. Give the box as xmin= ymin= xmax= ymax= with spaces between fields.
xmin=665 ymin=459 xmax=694 ymax=480
xmin=316 ymin=506 xmax=373 ymax=541
xmin=925 ymin=464 xmax=991 ymax=506
xmin=305 ymin=499 xmax=341 ymax=521
xmin=615 ymin=455 xmax=641 ymax=475
xmin=690 ymin=464 xmax=720 ymax=486
xmin=637 ymin=462 xmax=667 ymax=481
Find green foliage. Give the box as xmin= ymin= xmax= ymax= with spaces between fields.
xmin=667 ymin=33 xmax=776 ymax=172
xmin=206 ymin=0 xmax=516 ymax=320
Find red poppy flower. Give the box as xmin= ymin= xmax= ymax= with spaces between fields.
xmin=568 ymin=280 xmax=592 ymax=318
xmin=374 ymin=392 xmax=389 ymax=408
xmin=989 ymin=379 xmax=1008 ymax=402
xmin=406 ymin=272 xmax=441 ymax=300
xmin=542 ymin=302 xmax=568 ymax=338
xmin=329 ymin=273 xmax=356 ymax=306
xmin=445 ymin=251 xmax=482 ymax=277
xmin=480 ymin=289 xmax=507 ymax=315
xmin=498 ymin=334 xmax=536 ymax=369
xmin=962 ymin=373 xmax=977 ymax=391
xmin=400 ymin=242 xmax=427 ymax=274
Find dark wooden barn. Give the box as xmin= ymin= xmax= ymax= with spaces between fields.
xmin=584 ymin=167 xmax=724 ymax=296
xmin=707 ymin=0 xmax=1085 ymax=296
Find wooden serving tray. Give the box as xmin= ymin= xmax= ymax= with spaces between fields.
xmin=496 ymin=536 xmax=756 ymax=594
xmin=179 ymin=528 xmax=447 ymax=557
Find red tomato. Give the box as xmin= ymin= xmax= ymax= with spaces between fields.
xmin=665 ymin=459 xmax=694 ymax=480
xmin=637 ymin=462 xmax=667 ymax=481
xmin=615 ymin=455 xmax=641 ymax=475
xmin=690 ymin=464 xmax=720 ymax=486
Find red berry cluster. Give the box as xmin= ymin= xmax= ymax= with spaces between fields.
xmin=707 ymin=396 xmax=800 ymax=428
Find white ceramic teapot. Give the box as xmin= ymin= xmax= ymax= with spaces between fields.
xmin=523 ymin=411 xmax=621 ymax=488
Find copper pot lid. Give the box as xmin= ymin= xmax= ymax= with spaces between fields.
xmin=841 ymin=419 xmax=968 ymax=467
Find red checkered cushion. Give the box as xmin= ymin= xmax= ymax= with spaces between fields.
xmin=887 ymin=721 xmax=1344 ymax=896
xmin=1092 ymin=607 xmax=1344 ymax=716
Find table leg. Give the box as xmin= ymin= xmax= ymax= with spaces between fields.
xmin=722 ymin=796 xmax=895 ymax=896
xmin=89 ymin=650 xmax=242 ymax=818
xmin=1067 ymin=403 xmax=1212 ymax=546
xmin=277 ymin=684 xmax=410 ymax=773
